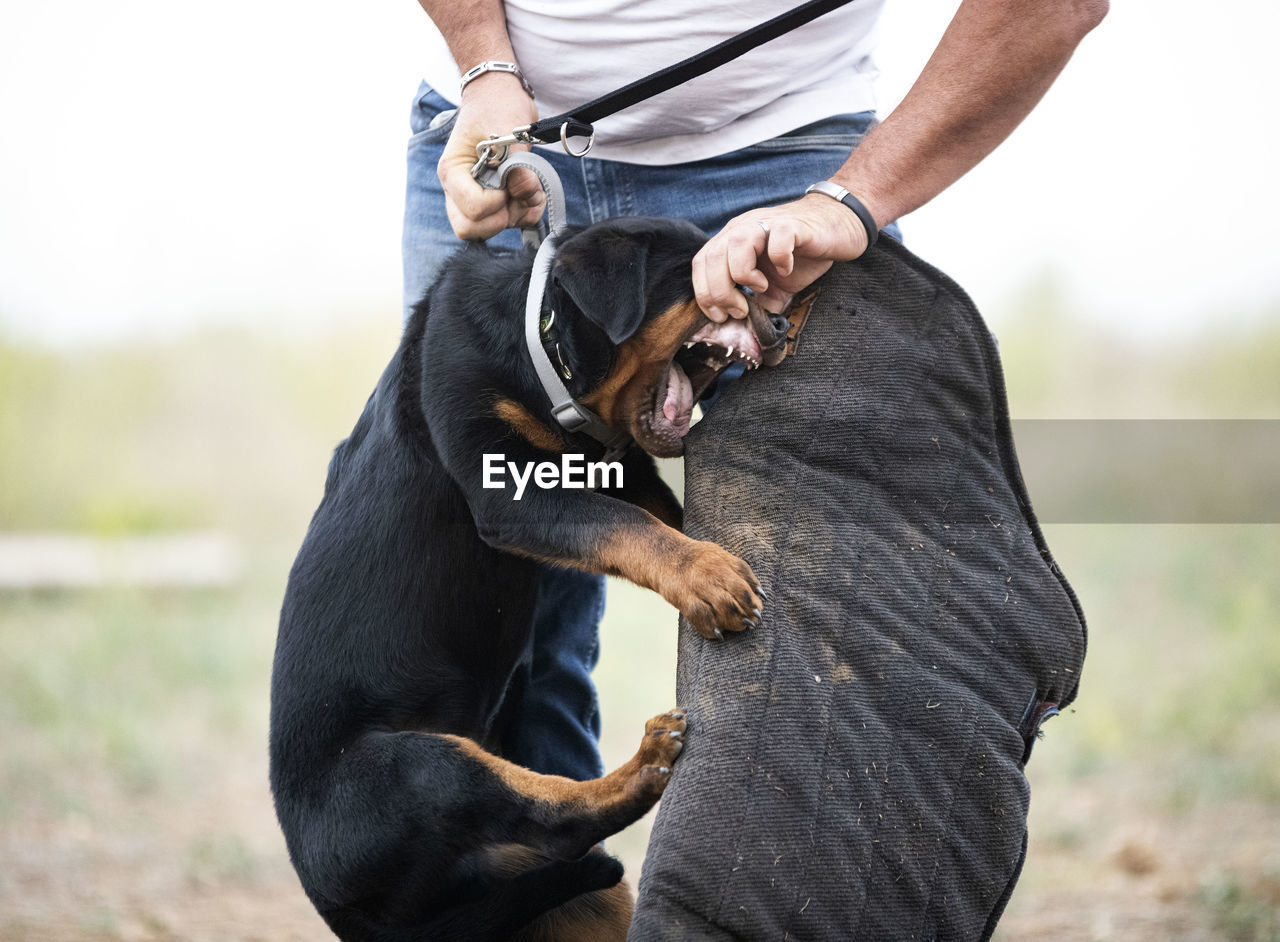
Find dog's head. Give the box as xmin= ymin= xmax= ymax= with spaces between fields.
xmin=546 ymin=217 xmax=790 ymax=458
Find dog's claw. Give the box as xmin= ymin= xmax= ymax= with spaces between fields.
xmin=742 ymin=618 xmax=755 ymax=630
xmin=713 ymin=628 xmax=724 ymax=641
xmin=756 ymin=585 xmax=769 ymax=600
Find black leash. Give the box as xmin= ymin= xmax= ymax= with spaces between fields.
xmin=474 ymin=0 xmax=859 ymax=170
xmin=528 ymin=0 xmax=858 ymax=144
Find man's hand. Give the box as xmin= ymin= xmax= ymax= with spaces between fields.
xmin=436 ymin=74 xmax=544 ymax=240
xmin=693 ymin=193 xmax=871 ymax=322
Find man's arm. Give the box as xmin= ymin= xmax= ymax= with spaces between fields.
xmin=692 ymin=0 xmax=1109 ymax=321
xmin=417 ymin=0 xmax=545 ymax=239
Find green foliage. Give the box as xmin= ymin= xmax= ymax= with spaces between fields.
xmin=0 ymin=325 xmax=395 ymax=536
xmin=1200 ymin=869 xmax=1280 ymax=942
xmin=0 ymin=586 xmax=272 ymax=814
xmin=995 ymin=278 xmax=1280 ymax=419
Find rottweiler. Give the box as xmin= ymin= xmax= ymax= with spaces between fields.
xmin=269 ymin=217 xmax=790 ymax=941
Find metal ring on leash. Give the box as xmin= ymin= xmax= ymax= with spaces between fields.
xmin=560 ymin=123 xmax=594 ymax=158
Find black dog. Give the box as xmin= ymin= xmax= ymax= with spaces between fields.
xmin=269 ymin=217 xmax=789 ymax=940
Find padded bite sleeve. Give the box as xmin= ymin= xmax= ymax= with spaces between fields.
xmin=629 ymin=239 xmax=1086 ymax=941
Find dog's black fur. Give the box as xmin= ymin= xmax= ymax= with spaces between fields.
xmin=270 ymin=218 xmax=781 ymax=940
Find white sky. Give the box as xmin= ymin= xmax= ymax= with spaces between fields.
xmin=0 ymin=1 xmax=1277 ymax=347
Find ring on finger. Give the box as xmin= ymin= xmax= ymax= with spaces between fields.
xmin=756 ymin=220 xmax=771 ymax=235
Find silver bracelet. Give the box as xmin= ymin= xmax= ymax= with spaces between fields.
xmin=459 ymin=61 xmax=535 ymax=99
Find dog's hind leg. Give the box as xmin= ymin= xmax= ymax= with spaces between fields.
xmin=300 ymin=711 xmax=684 ymax=940
xmin=440 ymin=707 xmax=688 ymax=860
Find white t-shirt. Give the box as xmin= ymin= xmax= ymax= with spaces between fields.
xmin=421 ymin=0 xmax=886 ymax=165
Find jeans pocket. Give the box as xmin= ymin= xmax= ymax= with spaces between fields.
xmin=408 ymin=82 xmax=458 ymax=146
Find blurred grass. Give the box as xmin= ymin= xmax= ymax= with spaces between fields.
xmin=1 ymin=296 xmax=1278 ymax=938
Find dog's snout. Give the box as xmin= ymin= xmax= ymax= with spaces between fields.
xmin=768 ymin=312 xmax=790 ymax=339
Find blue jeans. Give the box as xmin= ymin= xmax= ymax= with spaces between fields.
xmin=402 ymin=81 xmax=898 ymax=781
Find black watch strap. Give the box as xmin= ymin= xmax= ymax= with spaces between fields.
xmin=805 ymin=181 xmax=879 ymax=249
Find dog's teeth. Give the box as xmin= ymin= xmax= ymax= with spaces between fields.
xmin=726 ymin=346 xmax=734 ymax=358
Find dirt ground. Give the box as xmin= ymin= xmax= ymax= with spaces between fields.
xmin=3 ymin=708 xmax=1278 ymax=942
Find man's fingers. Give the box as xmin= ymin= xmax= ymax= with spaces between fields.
xmin=505 ymin=165 xmax=544 ymax=203
xmin=765 ymin=218 xmax=798 ymax=278
xmin=695 ymin=218 xmax=775 ymax=320
xmin=439 ymin=156 xmax=551 ymax=239
xmin=507 ymin=168 xmax=547 ymax=229
xmin=698 ymin=247 xmax=748 ymax=320
xmin=725 ymin=227 xmax=768 ymax=297
xmin=444 ymin=194 xmax=513 ymax=241
xmin=511 ymin=195 xmax=546 ymax=229
xmin=441 ymin=164 xmax=509 ymax=224
xmin=691 ymin=250 xmax=726 ymax=323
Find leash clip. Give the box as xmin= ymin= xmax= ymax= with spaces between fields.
xmin=470 ymin=126 xmax=536 ymax=179
xmin=469 ymin=121 xmax=595 ymax=178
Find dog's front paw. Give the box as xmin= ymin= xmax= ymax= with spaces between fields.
xmin=671 ymin=542 xmax=763 ymax=640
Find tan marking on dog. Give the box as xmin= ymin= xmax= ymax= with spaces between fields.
xmin=581 ymin=299 xmax=703 ymax=426
xmin=484 ymin=845 xmax=633 ymax=942
xmin=587 ymin=525 xmax=762 ymax=639
xmin=521 ymin=881 xmax=633 ymax=942
xmin=494 ymin=397 xmax=566 ymax=452
xmin=498 ymin=509 xmax=757 ymax=638
xmin=440 ymin=708 xmax=684 ymax=810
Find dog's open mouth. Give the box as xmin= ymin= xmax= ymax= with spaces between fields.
xmin=638 ymin=301 xmax=790 ymax=457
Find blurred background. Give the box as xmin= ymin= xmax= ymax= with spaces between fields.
xmin=1 ymin=1 xmax=1277 ymax=940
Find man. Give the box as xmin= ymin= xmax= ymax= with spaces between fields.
xmin=403 ymin=0 xmax=1107 ymax=782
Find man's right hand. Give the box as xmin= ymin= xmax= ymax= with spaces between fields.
xmin=436 ymin=74 xmax=544 ymax=241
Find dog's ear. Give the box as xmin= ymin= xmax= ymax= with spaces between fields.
xmin=553 ymin=218 xmax=706 ymax=344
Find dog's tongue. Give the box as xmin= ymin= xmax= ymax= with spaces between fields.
xmin=662 ymin=362 xmax=694 ymax=437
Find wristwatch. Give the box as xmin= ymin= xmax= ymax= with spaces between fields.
xmin=805 ymin=181 xmax=879 ymax=249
